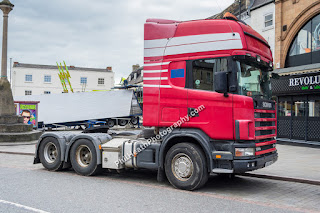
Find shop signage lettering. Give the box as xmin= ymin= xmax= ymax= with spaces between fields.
xmin=20 ymin=104 xmax=36 ymax=110
xmin=289 ymin=75 xmax=320 ymax=89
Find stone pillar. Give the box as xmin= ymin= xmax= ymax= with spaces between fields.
xmin=0 ymin=2 xmax=14 ymax=116
xmin=0 ymin=4 xmax=11 ymax=79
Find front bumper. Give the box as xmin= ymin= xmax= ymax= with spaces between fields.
xmin=233 ymin=152 xmax=278 ymax=173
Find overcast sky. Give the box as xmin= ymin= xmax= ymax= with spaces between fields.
xmin=5 ymin=0 xmax=234 ymax=84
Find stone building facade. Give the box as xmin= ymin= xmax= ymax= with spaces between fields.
xmin=272 ymin=0 xmax=320 ymax=145
xmin=274 ymin=0 xmax=320 ymax=68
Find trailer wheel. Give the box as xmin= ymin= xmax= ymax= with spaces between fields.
xmin=107 ymin=119 xmax=115 ymax=128
xmin=119 ymin=119 xmax=128 ymax=126
xmin=70 ymin=139 xmax=102 ymax=176
xmin=130 ymin=117 xmax=138 ymax=125
xmin=165 ymin=143 xmax=208 ymax=191
xmin=39 ymin=137 xmax=64 ymax=171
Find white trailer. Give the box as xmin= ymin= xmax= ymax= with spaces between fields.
xmin=14 ymin=90 xmax=142 ymax=128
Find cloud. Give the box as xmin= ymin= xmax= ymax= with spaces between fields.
xmin=3 ymin=0 xmax=234 ymax=83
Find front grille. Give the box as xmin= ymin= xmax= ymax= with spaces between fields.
xmin=254 ymin=106 xmax=277 ymax=156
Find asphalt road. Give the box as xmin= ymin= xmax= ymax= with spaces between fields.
xmin=0 ymin=153 xmax=319 ymax=213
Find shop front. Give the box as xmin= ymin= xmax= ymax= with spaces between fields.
xmin=271 ymin=71 xmax=320 ymax=145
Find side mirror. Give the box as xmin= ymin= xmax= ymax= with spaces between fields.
xmin=214 ymin=72 xmax=228 ymax=94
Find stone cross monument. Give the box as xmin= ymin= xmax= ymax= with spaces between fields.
xmin=0 ymin=0 xmax=42 ymax=142
xmin=0 ymin=0 xmax=15 ymax=116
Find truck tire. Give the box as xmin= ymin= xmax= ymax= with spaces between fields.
xmin=39 ymin=137 xmax=64 ymax=171
xmin=107 ymin=119 xmax=115 ymax=128
xmin=130 ymin=117 xmax=138 ymax=125
xmin=165 ymin=143 xmax=208 ymax=190
xmin=119 ymin=119 xmax=128 ymax=126
xmin=70 ymin=139 xmax=102 ymax=176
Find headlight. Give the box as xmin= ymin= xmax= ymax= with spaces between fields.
xmin=235 ymin=148 xmax=255 ymax=157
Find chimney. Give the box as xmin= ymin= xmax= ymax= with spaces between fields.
xmin=132 ymin=64 xmax=140 ymax=71
xmin=106 ymin=66 xmax=112 ymax=71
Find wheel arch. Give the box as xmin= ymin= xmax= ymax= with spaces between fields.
xmin=65 ymin=133 xmax=112 ymax=165
xmin=34 ymin=132 xmax=75 ymax=164
xmin=159 ymin=128 xmax=213 ymax=172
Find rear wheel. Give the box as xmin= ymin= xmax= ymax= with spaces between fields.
xmin=130 ymin=117 xmax=139 ymax=125
xmin=39 ymin=137 xmax=63 ymax=171
xmin=119 ymin=119 xmax=128 ymax=126
xmin=70 ymin=139 xmax=102 ymax=176
xmin=107 ymin=119 xmax=115 ymax=128
xmin=165 ymin=143 xmax=208 ymax=190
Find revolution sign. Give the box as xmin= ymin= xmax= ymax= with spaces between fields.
xmin=271 ymin=71 xmax=320 ymax=95
xmin=289 ymin=75 xmax=320 ymax=90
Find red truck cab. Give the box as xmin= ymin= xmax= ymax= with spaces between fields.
xmin=143 ymin=17 xmax=277 ymax=184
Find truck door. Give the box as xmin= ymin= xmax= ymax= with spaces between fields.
xmin=186 ymin=57 xmax=234 ymax=140
xmin=158 ymin=61 xmax=188 ymax=127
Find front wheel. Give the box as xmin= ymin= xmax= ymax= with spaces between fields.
xmin=70 ymin=139 xmax=102 ymax=176
xmin=39 ymin=137 xmax=63 ymax=171
xmin=165 ymin=143 xmax=208 ymax=190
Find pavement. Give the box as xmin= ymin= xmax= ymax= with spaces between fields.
xmin=0 ymin=132 xmax=319 ymax=185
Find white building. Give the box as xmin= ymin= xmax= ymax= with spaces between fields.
xmin=249 ymin=0 xmax=275 ymax=58
xmin=11 ymin=62 xmax=114 ymax=96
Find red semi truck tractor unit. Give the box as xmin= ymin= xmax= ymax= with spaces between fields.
xmin=34 ymin=16 xmax=277 ymax=191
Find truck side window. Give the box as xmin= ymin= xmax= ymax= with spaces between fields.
xmin=191 ymin=58 xmax=228 ymax=91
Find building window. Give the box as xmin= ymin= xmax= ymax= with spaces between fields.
xmin=25 ymin=90 xmax=32 ymax=95
xmin=44 ymin=91 xmax=51 ymax=94
xmin=286 ymin=13 xmax=320 ymax=67
xmin=134 ymin=73 xmax=137 ymax=80
xmin=264 ymin=13 xmax=273 ymax=28
xmin=98 ymin=78 xmax=104 ymax=85
xmin=44 ymin=75 xmax=51 ymax=83
xmin=80 ymin=77 xmax=87 ymax=84
xmin=25 ymin=75 xmax=32 ymax=82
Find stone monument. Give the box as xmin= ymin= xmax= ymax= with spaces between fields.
xmin=0 ymin=0 xmax=41 ymax=142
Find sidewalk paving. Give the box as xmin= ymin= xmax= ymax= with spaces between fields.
xmin=0 ymin=138 xmax=319 ymax=184
xmin=247 ymin=144 xmax=320 ymax=185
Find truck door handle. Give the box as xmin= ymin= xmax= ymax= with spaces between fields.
xmin=188 ymin=108 xmax=199 ymax=117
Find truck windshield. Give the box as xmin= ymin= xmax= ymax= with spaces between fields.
xmin=236 ymin=61 xmax=271 ymax=100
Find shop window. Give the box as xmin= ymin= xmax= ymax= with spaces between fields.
xmin=191 ymin=58 xmax=228 ymax=91
xmin=286 ymin=14 xmax=320 ymax=67
xmin=308 ymin=100 xmax=320 ymax=117
xmin=293 ymin=101 xmax=307 ymax=117
xmin=278 ymin=101 xmax=292 ymax=116
xmin=288 ymin=23 xmax=312 ymax=57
